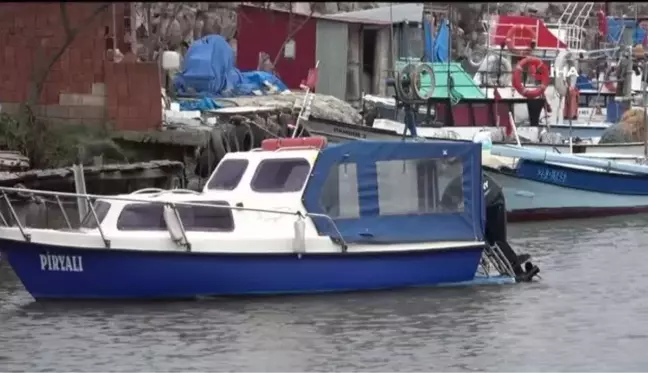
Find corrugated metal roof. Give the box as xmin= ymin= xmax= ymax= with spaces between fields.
xmin=238 ymin=4 xmax=391 ymax=25
xmin=326 ymin=3 xmax=423 ymax=25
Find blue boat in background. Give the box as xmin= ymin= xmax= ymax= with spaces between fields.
xmin=0 ymin=137 xmax=538 ymax=300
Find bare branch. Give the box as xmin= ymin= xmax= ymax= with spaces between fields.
xmin=28 ymin=3 xmax=111 ymax=105
xmin=271 ymin=5 xmax=314 ymax=67
xmin=59 ymin=3 xmax=73 ymax=40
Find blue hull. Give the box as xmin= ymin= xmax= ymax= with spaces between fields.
xmin=1 ymin=240 xmax=485 ymax=300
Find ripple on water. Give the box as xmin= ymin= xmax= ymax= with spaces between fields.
xmin=3 ymin=216 xmax=648 ymax=371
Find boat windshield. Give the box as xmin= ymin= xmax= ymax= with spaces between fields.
xmin=80 ymin=200 xmax=111 ymax=229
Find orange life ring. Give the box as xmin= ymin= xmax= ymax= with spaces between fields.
xmin=505 ymin=25 xmax=536 ymax=55
xmin=563 ymin=87 xmax=580 ymax=120
xmin=512 ymin=56 xmax=550 ymax=99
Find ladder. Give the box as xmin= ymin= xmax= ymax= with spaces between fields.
xmin=557 ymin=2 xmax=595 ymax=50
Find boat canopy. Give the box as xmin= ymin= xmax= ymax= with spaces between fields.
xmin=303 ymin=141 xmax=485 ymax=244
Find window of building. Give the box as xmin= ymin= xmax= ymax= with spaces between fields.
xmin=398 ymin=23 xmax=424 ymax=58
xmin=376 ymin=157 xmax=464 ymax=216
xmin=207 ymin=159 xmax=249 ymax=190
xmin=250 ymin=158 xmax=311 ymax=193
xmin=319 ymin=162 xmax=360 ymax=219
xmin=80 ymin=200 xmax=111 ymax=229
xmin=117 ymin=201 xmax=235 ymax=231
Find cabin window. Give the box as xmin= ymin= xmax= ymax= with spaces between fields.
xmin=319 ymin=162 xmax=360 ymax=219
xmin=376 ymin=157 xmax=464 ymax=215
xmin=177 ymin=201 xmax=234 ymax=232
xmin=117 ymin=204 xmax=166 ymax=231
xmin=117 ymin=202 xmax=235 ymax=231
xmin=207 ymin=159 xmax=249 ymax=190
xmin=250 ymin=158 xmax=311 ymax=193
xmin=80 ymin=200 xmax=111 ymax=229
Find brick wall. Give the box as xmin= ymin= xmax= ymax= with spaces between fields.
xmin=0 ymin=3 xmax=161 ymax=131
xmin=105 ymin=61 xmax=162 ymax=131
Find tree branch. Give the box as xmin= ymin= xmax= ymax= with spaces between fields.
xmin=271 ymin=5 xmax=314 ymax=67
xmin=29 ymin=3 xmax=111 ymax=105
xmin=59 ymin=3 xmax=73 ymax=40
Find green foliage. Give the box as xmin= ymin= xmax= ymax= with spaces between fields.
xmin=0 ymin=108 xmax=131 ymax=169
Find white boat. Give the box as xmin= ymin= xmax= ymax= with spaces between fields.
xmin=0 ymin=137 xmax=539 ymax=300
xmin=483 ymin=144 xmax=648 ymax=221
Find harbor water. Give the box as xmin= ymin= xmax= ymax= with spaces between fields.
xmin=2 ymin=215 xmax=648 ymax=371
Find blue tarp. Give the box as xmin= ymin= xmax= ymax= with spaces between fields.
xmin=174 ymin=35 xmax=288 ymax=99
xmin=423 ymin=19 xmax=449 ymax=63
xmin=575 ymin=75 xmax=595 ymax=90
xmin=606 ymin=17 xmax=646 ymax=45
xmin=303 ymin=141 xmax=485 ymax=244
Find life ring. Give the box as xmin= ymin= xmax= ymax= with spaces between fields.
xmin=554 ymin=50 xmax=579 ymax=97
xmin=512 ymin=56 xmax=550 ymax=98
xmin=563 ymin=87 xmax=579 ymax=120
xmin=505 ymin=25 xmax=536 ymax=56
xmin=477 ymin=55 xmax=512 ymax=86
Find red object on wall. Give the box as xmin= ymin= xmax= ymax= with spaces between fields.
xmin=236 ymin=5 xmax=317 ymax=90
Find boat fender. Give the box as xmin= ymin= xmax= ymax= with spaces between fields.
xmin=554 ymin=50 xmax=579 ymax=97
xmin=603 ymin=65 xmax=617 ymax=93
xmin=293 ymin=216 xmax=306 ymax=254
xmin=512 ymin=56 xmax=550 ymax=99
xmin=563 ymin=87 xmax=580 ymax=120
xmin=505 ymin=25 xmax=536 ymax=56
xmin=597 ymin=9 xmax=607 ymax=37
xmin=478 ymin=55 xmax=512 ymax=86
xmin=163 ymin=205 xmax=188 ymax=248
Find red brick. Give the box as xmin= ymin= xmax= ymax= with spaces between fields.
xmin=107 ymin=104 xmax=118 ymax=120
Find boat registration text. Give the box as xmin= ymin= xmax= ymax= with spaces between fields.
xmin=39 ymin=254 xmax=84 ymax=272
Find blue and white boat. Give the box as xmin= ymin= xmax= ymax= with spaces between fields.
xmin=483 ymin=144 xmax=648 ymax=221
xmin=0 ymin=137 xmax=538 ymax=300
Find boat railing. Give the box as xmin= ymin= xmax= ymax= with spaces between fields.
xmin=0 ymin=186 xmax=349 ymax=252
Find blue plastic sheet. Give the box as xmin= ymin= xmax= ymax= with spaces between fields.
xmin=174 ymin=35 xmax=288 ymax=102
xmin=422 ymin=19 xmax=449 ymax=63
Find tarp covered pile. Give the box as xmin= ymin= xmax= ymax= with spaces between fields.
xmin=174 ymin=35 xmax=289 ymax=106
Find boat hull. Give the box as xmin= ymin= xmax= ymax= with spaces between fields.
xmin=485 ymin=168 xmax=648 ymax=222
xmin=2 ymin=240 xmax=485 ymax=300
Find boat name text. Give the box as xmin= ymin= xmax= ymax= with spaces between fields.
xmin=332 ymin=126 xmax=367 ymax=139
xmin=536 ymin=168 xmax=568 ymax=184
xmin=40 ymin=254 xmax=84 ymax=272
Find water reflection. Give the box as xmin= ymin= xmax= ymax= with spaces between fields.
xmin=2 ymin=215 xmax=648 ymax=371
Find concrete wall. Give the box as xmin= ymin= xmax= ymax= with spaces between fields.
xmin=0 ymin=3 xmax=161 ymax=131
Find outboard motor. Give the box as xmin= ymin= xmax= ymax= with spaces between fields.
xmin=441 ymin=173 xmax=540 ymax=282
xmin=482 ymin=173 xmax=540 ymax=282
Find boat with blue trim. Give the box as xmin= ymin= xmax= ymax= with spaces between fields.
xmin=483 ymin=144 xmax=648 ymax=221
xmin=0 ymin=137 xmax=538 ymax=300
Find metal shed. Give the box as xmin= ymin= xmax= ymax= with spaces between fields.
xmin=327 ymin=4 xmax=425 ymax=60
xmin=236 ymin=5 xmax=390 ymax=102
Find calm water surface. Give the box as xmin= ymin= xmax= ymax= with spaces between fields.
xmin=2 ymin=215 xmax=648 ymax=372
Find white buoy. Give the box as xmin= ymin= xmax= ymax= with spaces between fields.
xmin=162 ymin=51 xmax=182 ymax=71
